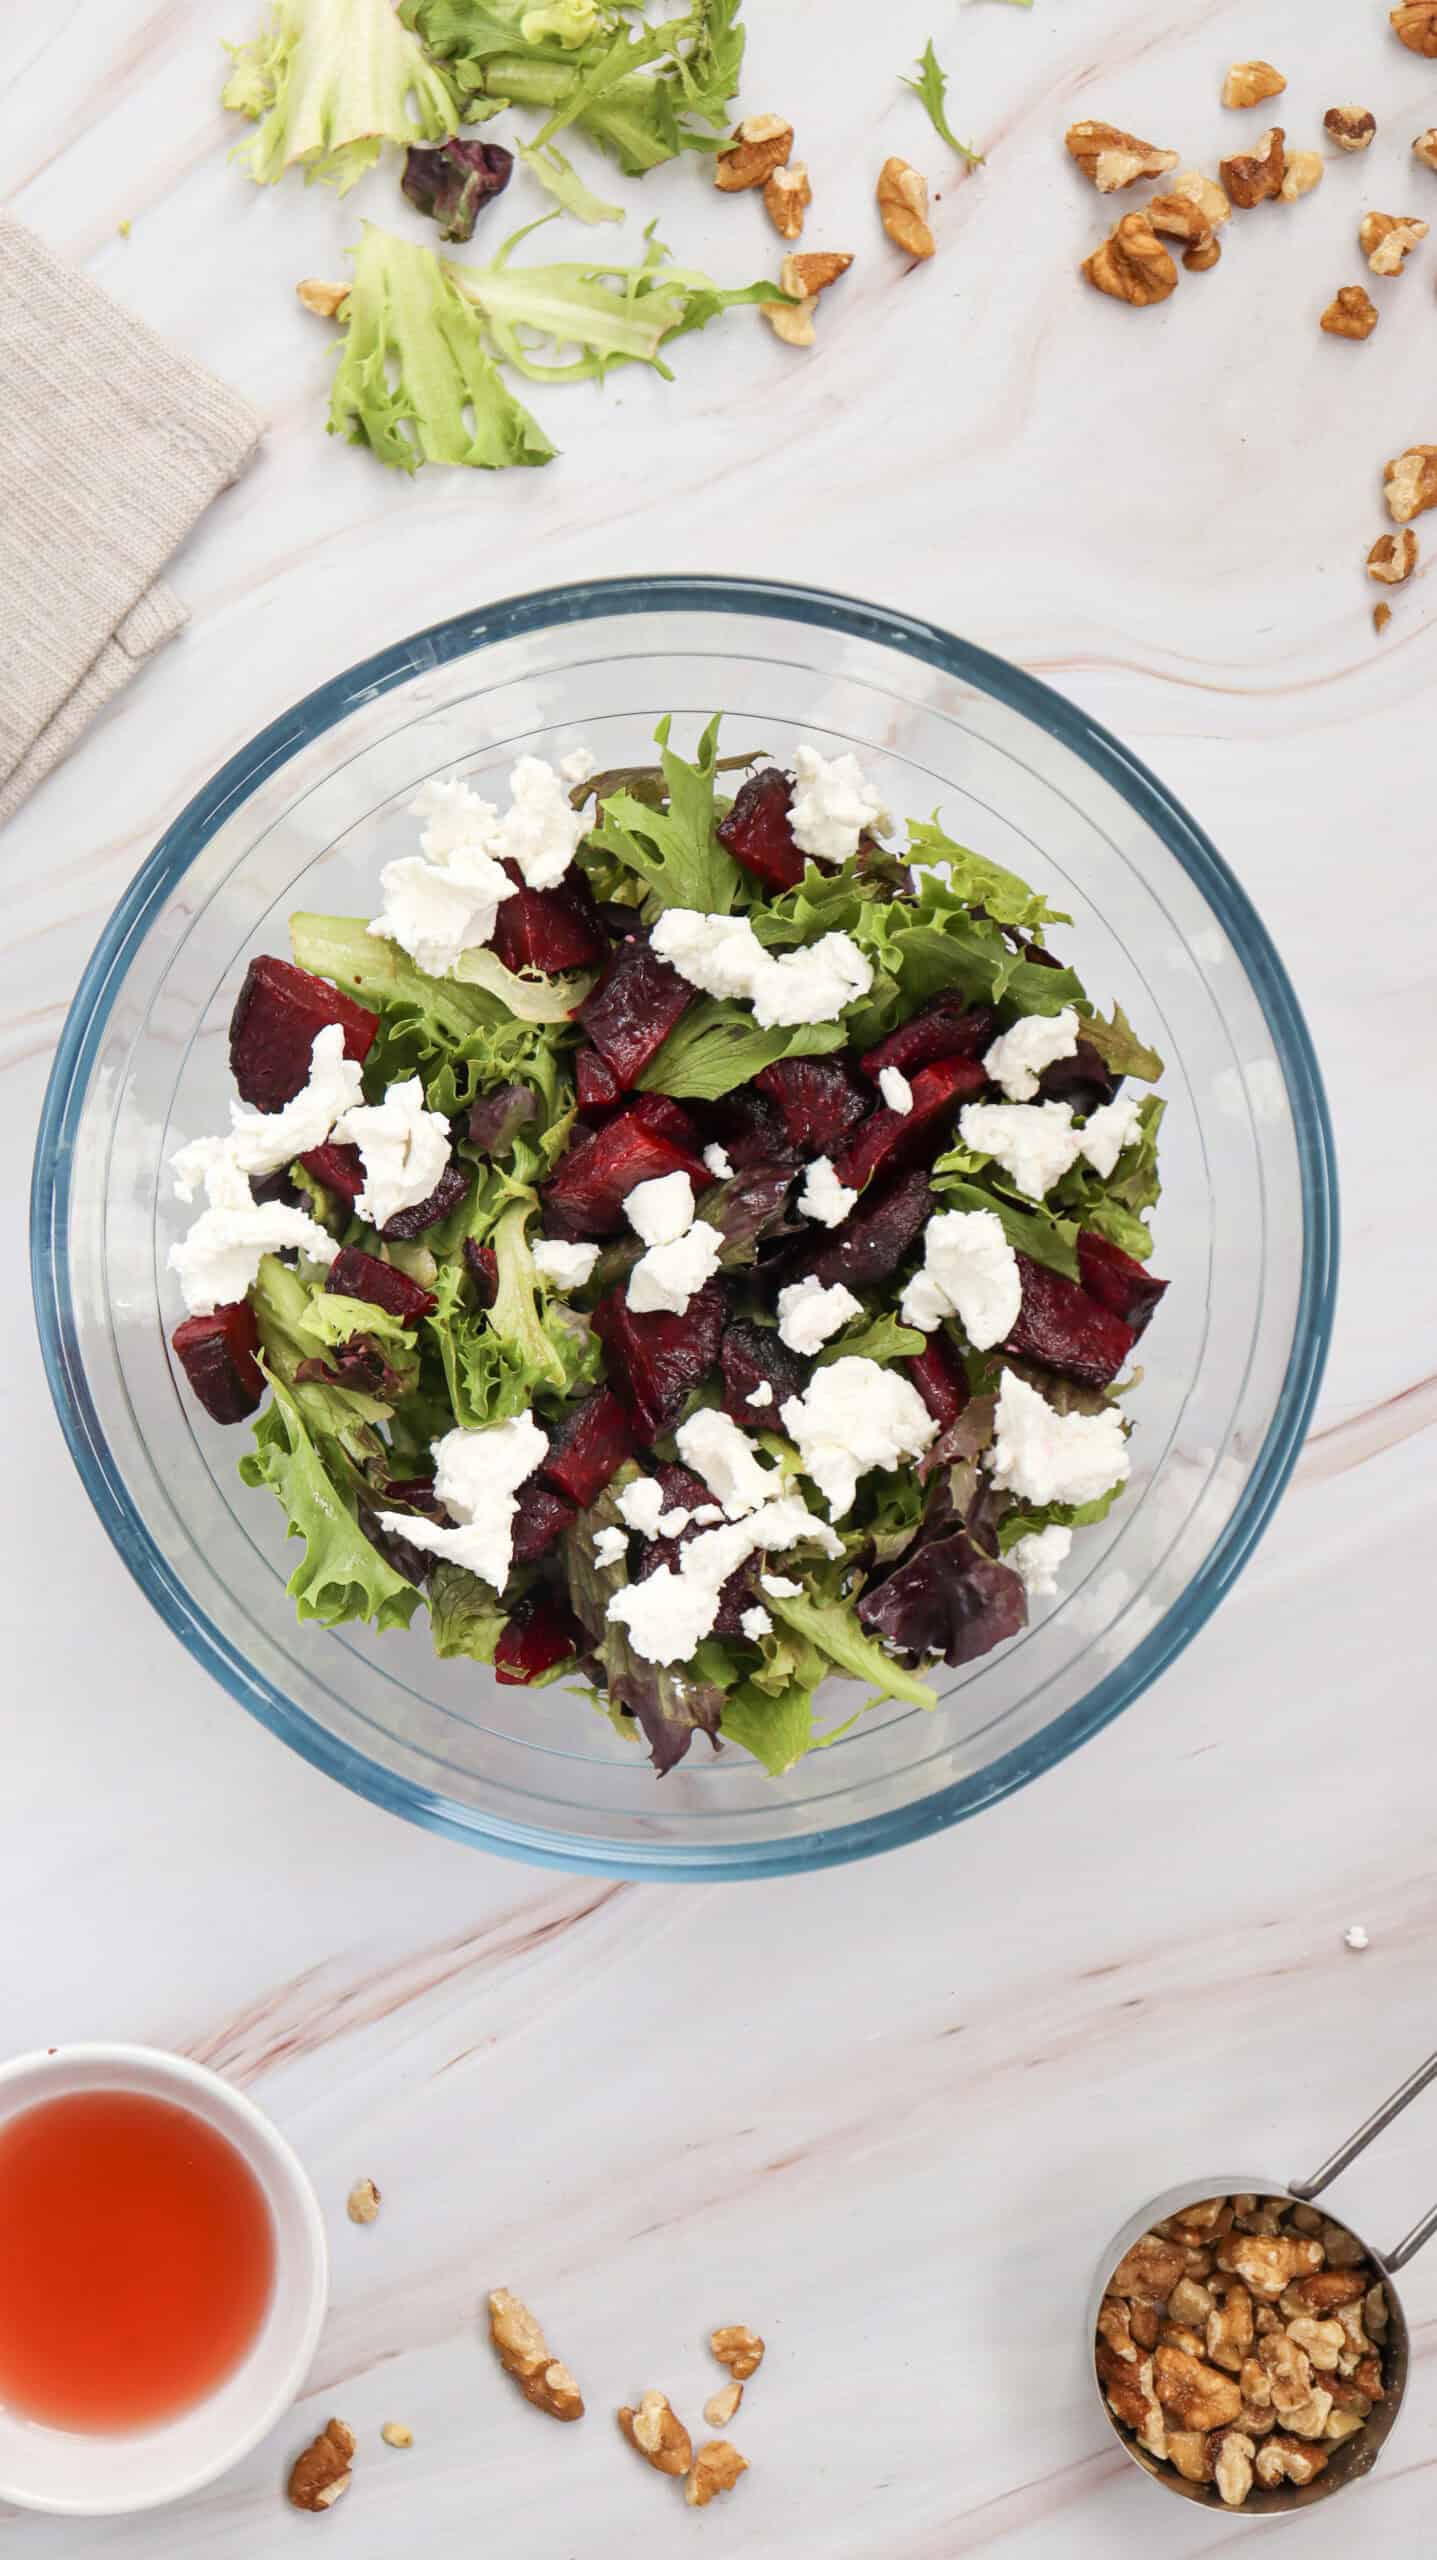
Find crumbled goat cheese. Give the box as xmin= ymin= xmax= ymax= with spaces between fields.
xmin=760 ymin=1573 xmax=801 ymax=1599
xmin=740 ymin=1606 xmax=773 ymax=1641
xmin=797 ymin=1155 xmax=858 ymax=1227
xmin=777 ymin=1274 xmax=862 ymax=1355
xmin=649 ymin=908 xmax=873 ymax=1029
xmin=788 ymin=746 xmax=891 ymax=866
xmin=1344 ymin=1924 xmax=1371 ymax=1952
xmin=624 ymin=1170 xmax=695 ymax=1248
xmin=988 ymin=1371 xmax=1129 ymax=1508
xmin=657 ymin=1507 xmax=691 ymax=1539
xmin=702 ymin=1142 xmax=734 ymax=1181
xmin=169 ymin=1183 xmax=339 ymax=1315
xmin=1078 ymin=1092 xmax=1145 ymax=1180
xmin=1006 ymin=1523 xmax=1073 ymax=1601
xmin=592 ymin=1525 xmax=628 ymax=1568
xmin=606 ymin=1491 xmax=840 ymax=1665
xmin=368 ymin=844 xmax=515 ymax=979
xmin=877 ymin=1065 xmax=914 ymax=1115
xmin=375 ymin=1414 xmax=546 ymax=1591
xmin=559 ymin=746 xmax=596 ymax=786
xmin=780 ymin=1357 xmax=937 ymax=1520
xmin=692 ymin=1504 xmax=724 ymax=1526
xmin=172 ymin=1025 xmax=365 ymax=1201
xmin=626 ymin=1219 xmax=723 ymax=1315
xmin=983 ymin=1008 xmax=1080 ymax=1102
xmin=747 ymin=1381 xmax=774 ymax=1408
xmin=370 ymin=759 xmax=589 ymax=976
xmin=675 ymin=1408 xmax=781 ymax=1518
xmin=411 ymin=774 xmax=496 ymax=857
xmin=489 ymin=756 xmax=591 ymax=891
xmin=899 ymin=1208 xmax=1021 ymax=1349
xmin=333 ymin=1078 xmax=453 ymax=1229
xmin=958 ymin=1099 xmax=1084 ymax=1201
xmin=617 ymin=1478 xmax=666 ymax=1537
xmin=531 ymin=1238 xmax=600 ymax=1291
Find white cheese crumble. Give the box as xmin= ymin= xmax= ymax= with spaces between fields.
xmin=169 ymin=1179 xmax=339 ymax=1315
xmin=780 ymin=1357 xmax=937 ymax=1520
xmin=369 ymin=758 xmax=590 ymax=976
xmin=333 ymin=1078 xmax=452 ymax=1229
xmin=692 ymin=1503 xmax=724 ymax=1526
xmin=760 ymin=1572 xmax=800 ymax=1599
xmin=988 ymin=1371 xmax=1129 ymax=1508
xmin=1344 ymin=1924 xmax=1370 ymax=1953
xmin=605 ymin=1491 xmax=841 ymax=1665
xmin=626 ymin=1219 xmax=723 ymax=1315
xmin=1006 ymin=1522 xmax=1073 ymax=1600
xmin=675 ymin=1407 xmax=781 ymax=1518
xmin=776 ymin=1274 xmax=862 ymax=1355
xmin=375 ymin=1414 xmax=546 ymax=1592
xmin=617 ymin=1477 xmax=666 ymax=1537
xmin=624 ymin=1170 xmax=695 ymax=1248
xmin=899 ymin=1208 xmax=1021 ymax=1349
xmin=531 ymin=1238 xmax=600 ymax=1292
xmin=958 ymin=1099 xmax=1084 ymax=1201
xmin=797 ymin=1155 xmax=858 ymax=1227
xmin=788 ymin=746 xmax=891 ymax=866
xmin=1077 ymin=1092 xmax=1145 ymax=1180
xmin=657 ymin=1506 xmax=692 ymax=1538
xmin=559 ymin=746 xmax=596 ymax=786
xmin=983 ymin=1008 xmax=1080 ymax=1102
xmin=702 ymin=1142 xmax=734 ymax=1181
xmin=649 ymin=908 xmax=873 ymax=1029
xmin=172 ymin=1025 xmax=365 ymax=1202
xmin=740 ymin=1605 xmax=773 ymax=1641
xmin=746 ymin=1380 xmax=774 ymax=1408
xmin=877 ymin=1064 xmax=914 ymax=1115
xmin=368 ymin=844 xmax=515 ymax=980
xmin=592 ymin=1524 xmax=628 ymax=1568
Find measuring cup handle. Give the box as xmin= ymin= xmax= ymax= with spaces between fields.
xmin=1292 ymin=2047 xmax=1437 ymax=2269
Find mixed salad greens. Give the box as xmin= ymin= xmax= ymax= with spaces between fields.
xmin=167 ymin=726 xmax=1168 ymax=1780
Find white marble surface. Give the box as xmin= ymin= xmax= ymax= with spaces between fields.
xmin=4 ymin=0 xmax=1437 ymax=2548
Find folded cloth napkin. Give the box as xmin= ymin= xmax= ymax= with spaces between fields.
xmin=0 ymin=213 xmax=262 ymax=826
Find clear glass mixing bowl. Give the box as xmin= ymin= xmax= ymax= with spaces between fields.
xmin=30 ymin=578 xmax=1337 ymax=1879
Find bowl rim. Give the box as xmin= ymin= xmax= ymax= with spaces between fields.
xmin=29 ymin=573 xmax=1339 ymax=1880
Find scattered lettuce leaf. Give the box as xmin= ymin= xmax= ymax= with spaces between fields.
xmin=901 ymin=38 xmax=983 ymax=167
xmin=407 ymin=0 xmax=743 ymax=175
xmin=1049 ymin=1095 xmax=1165 ymax=1252
xmin=766 ymin=1589 xmax=937 ymax=1710
xmin=589 ymin=714 xmax=736 ymax=911
xmin=323 ymin=225 xmax=555 ymax=471
xmin=297 ymin=1292 xmax=418 ymax=1356
xmin=563 ymin=1484 xmax=724 ymax=1771
xmin=222 ymin=0 xmax=459 ymax=192
xmin=240 ymin=1372 xmax=421 ymax=1632
xmin=517 ymin=138 xmax=623 ymax=219
xmin=428 ymin=1192 xmax=599 ymax=1425
xmin=427 ymin=1561 xmax=509 ymax=1659
xmin=455 ymin=220 xmax=774 ymax=385
xmin=1080 ymin=1001 xmax=1164 ymax=1084
xmin=249 ymin=1254 xmax=392 ymax=1459
xmin=402 ymin=136 xmax=514 ymax=241
xmin=450 ymin=943 xmax=597 ymax=1016
xmin=905 ymin=819 xmax=1071 ymax=937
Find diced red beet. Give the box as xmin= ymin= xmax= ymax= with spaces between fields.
xmin=626 ymin=1092 xmax=703 ymax=1151
xmin=717 ymin=767 xmax=805 ymax=892
xmin=799 ymin=1168 xmax=933 ymax=1290
xmin=906 ymin=1333 xmax=970 ymax=1431
xmin=228 ymin=955 xmax=378 ymax=1113
xmin=509 ymin=1478 xmax=578 ymax=1565
xmin=633 ymin=1463 xmax=754 ymax=1635
xmin=591 ymin=1275 xmax=727 ymax=1441
xmin=1039 ymin=1040 xmax=1121 ymax=1114
xmin=299 ymin=1141 xmax=365 ymax=1201
xmin=464 ymin=1239 xmax=498 ymax=1308
xmin=698 ymin=1083 xmax=793 ymax=1170
xmin=1003 ymin=1253 xmax=1137 ymax=1388
xmin=380 ymin=1160 xmax=470 ymax=1241
xmin=575 ymin=1045 xmax=622 ymax=1119
xmin=543 ymin=1103 xmax=709 ymax=1237
xmin=171 ymin=1300 xmax=265 ymax=1424
xmin=720 ymin=1319 xmax=807 ymax=1430
xmin=755 ymin=1056 xmax=873 ymax=1155
xmin=380 ymin=1474 xmax=444 ymax=1516
xmin=1076 ymin=1230 xmax=1169 ymax=1337
xmin=326 ymin=1245 xmax=436 ymax=1322
xmin=578 ymin=936 xmax=694 ymax=1088
xmin=539 ymin=1386 xmax=636 ymax=1510
xmin=860 ymin=997 xmax=997 ymax=1083
xmin=834 ymin=1054 xmax=987 ymax=1192
xmin=494 ymin=1590 xmax=583 ymax=1686
xmin=489 ymin=863 xmax=608 ymax=976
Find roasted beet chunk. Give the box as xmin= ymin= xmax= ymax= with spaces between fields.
xmin=539 ymin=1387 xmax=635 ymax=1510
xmin=834 ymin=1053 xmax=987 ymax=1192
xmin=326 ymin=1245 xmax=436 ymax=1322
xmin=509 ymin=1478 xmax=578 ymax=1565
xmin=860 ymin=997 xmax=997 ymax=1083
xmin=1038 ymin=1039 xmax=1122 ymax=1114
xmin=490 ymin=865 xmax=608 ymax=976
xmin=575 ymin=1046 xmax=622 ymax=1119
xmin=717 ymin=767 xmax=805 ymax=892
xmin=800 ymin=1167 xmax=933 ymax=1290
xmin=494 ymin=1590 xmax=582 ymax=1686
xmin=720 ymin=1319 xmax=808 ymax=1429
xmin=858 ymin=1529 xmax=1026 ymax=1667
xmin=1003 ymin=1253 xmax=1137 ymax=1388
xmin=464 ymin=1239 xmax=498 ymax=1308
xmin=228 ymin=955 xmax=378 ymax=1113
xmin=299 ymin=1141 xmax=365 ymax=1201
xmin=380 ymin=1160 xmax=470 ymax=1241
xmin=626 ymin=1093 xmax=703 ymax=1151
xmin=1076 ymin=1230 xmax=1168 ymax=1336
xmin=578 ymin=935 xmax=694 ymax=1088
xmin=906 ymin=1333 xmax=969 ymax=1431
xmin=171 ymin=1300 xmax=265 ymax=1424
xmin=543 ymin=1102 xmax=709 ymax=1237
xmin=698 ymin=1082 xmax=792 ymax=1170
xmin=591 ymin=1275 xmax=727 ymax=1441
xmin=633 ymin=1464 xmax=754 ymax=1635
xmin=755 ymin=1055 xmax=873 ymax=1155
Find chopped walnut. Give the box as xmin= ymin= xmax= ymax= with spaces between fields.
xmin=1362 ymin=211 xmax=1429 ymax=272
xmin=1290 ymin=2269 xmax=1370 ymax=2313
xmin=1097 ymin=2297 xmax=1140 ymax=2363
xmin=1147 ymin=193 xmax=1212 ymax=248
xmin=715 ymin=115 xmax=793 ymax=193
xmin=618 ymin=2391 xmax=692 ymax=2477
xmin=762 ymin=294 xmax=816 ymax=347
xmin=1166 ymin=2430 xmax=1214 ymax=2483
xmin=1326 ymin=106 xmax=1377 ymax=152
xmin=710 ymin=2324 xmax=765 ymax=2381
xmin=380 ymin=2421 xmax=413 ymax=2449
xmin=764 ymin=162 xmax=811 ymax=238
xmin=1286 ymin=2316 xmax=1345 ymax=2373
xmin=1160 ymin=2324 xmax=1208 ymax=2360
xmin=1258 ymin=2328 xmax=1314 ymax=2415
xmin=1223 ymin=61 xmax=1286 ymax=108
xmin=1168 ymin=2277 xmax=1216 ymax=2330
xmin=1290 ymin=2205 xmax=1325 ymax=2235
xmin=1082 ymin=211 xmax=1178 ymax=305
xmin=783 ymin=250 xmax=853 ymax=297
xmin=1216 ymin=2233 xmax=1324 ymax=2298
xmin=1129 ymin=2300 xmax=1161 ymax=2350
xmin=877 ymin=158 xmax=935 ymax=258
xmin=298 ymin=279 xmax=349 ymax=320
xmin=1322 ymin=2220 xmax=1367 ymax=2269
xmin=1256 ymin=2434 xmax=1329 ymax=2487
xmin=1168 ymin=171 xmax=1232 ymax=229
xmin=1152 ymin=2346 xmax=1244 ymax=2433
xmin=1108 ymin=2236 xmax=1188 ymax=2304
xmin=1320 ymin=284 xmax=1378 ymax=337
xmin=1065 ymin=119 xmax=1178 ymax=192
xmin=1098 ymin=2340 xmax=1164 ymax=2439
xmin=1220 ymin=127 xmax=1285 ymax=207
xmin=346 ymin=2177 xmax=381 ymax=2226
xmin=288 ymin=2419 xmax=356 ymax=2511
xmin=1365 ymin=2282 xmax=1391 ymax=2340
xmin=1212 ymin=2429 xmax=1256 ymax=2509
xmin=1384 ymin=443 xmax=1437 ymax=521
xmin=704 ymin=2382 xmax=743 ymax=2429
xmin=487 ymin=2289 xmax=584 ymax=2422
xmin=1206 ymin=2279 xmax=1255 ymax=2374
xmin=1284 ymin=2388 xmax=1336 ymax=2440
xmin=1416 ymin=128 xmax=1437 ymax=169
xmin=1392 ymin=2 xmax=1437 ymax=55
xmin=1281 ymin=150 xmax=1324 ymax=201
xmin=684 ymin=2441 xmax=748 ymax=2508
xmin=1327 ymin=2400 xmax=1370 ymax=2434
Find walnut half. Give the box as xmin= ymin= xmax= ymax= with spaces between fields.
xmin=1082 ymin=211 xmax=1178 ymax=305
xmin=710 ymin=2323 xmax=766 ymax=2381
xmin=1223 ymin=60 xmax=1286 ymax=108
xmin=715 ymin=115 xmax=793 ymax=193
xmin=1220 ymin=127 xmax=1285 ymax=208
xmin=1362 ymin=212 xmax=1429 ymax=273
xmin=1065 ymin=119 xmax=1178 ymax=192
xmin=1320 ymin=284 xmax=1378 ymax=338
xmin=1326 ymin=106 xmax=1377 ymax=152
xmin=618 ymin=2391 xmax=692 ymax=2476
xmin=1392 ymin=3 xmax=1437 ymax=56
xmin=487 ymin=2289 xmax=584 ymax=2422
xmin=287 ymin=2418 xmax=355 ymax=2511
xmin=684 ymin=2440 xmax=749 ymax=2508
xmin=877 ymin=158 xmax=934 ymax=258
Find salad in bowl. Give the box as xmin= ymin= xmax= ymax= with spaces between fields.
xmin=165 ymin=719 xmax=1168 ymax=1781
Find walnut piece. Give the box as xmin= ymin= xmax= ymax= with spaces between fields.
xmin=762 ymin=295 xmax=815 ymax=347
xmin=764 ymin=162 xmax=811 ymax=238
xmin=1384 ymin=444 xmax=1437 ymax=522
xmin=1065 ymin=119 xmax=1179 ymax=192
xmin=1393 ymin=2 xmax=1437 ymax=55
xmin=1166 ymin=2430 xmax=1214 ymax=2483
xmin=1082 ymin=211 xmax=1178 ymax=305
xmin=1168 ymin=173 xmax=1232 ymax=229
xmin=710 ymin=2324 xmax=765 ymax=2381
xmin=1362 ymin=211 xmax=1429 ymax=272
xmin=715 ymin=115 xmax=793 ymax=193
xmin=1220 ymin=127 xmax=1285 ymax=208
xmin=1168 ymin=2277 xmax=1215 ymax=2330
xmin=1213 ymin=2429 xmax=1256 ymax=2509
xmin=1130 ymin=2300 xmax=1161 ymax=2349
xmin=618 ymin=2391 xmax=692 ymax=2476
xmin=1322 ymin=2220 xmax=1366 ymax=2269
xmin=684 ymin=2440 xmax=748 ymax=2508
xmin=1217 ymin=2233 xmax=1324 ymax=2297
xmin=1290 ymin=2269 xmax=1370 ymax=2313
xmin=1281 ymin=150 xmax=1323 ymax=201
xmin=1160 ymin=2325 xmax=1208 ymax=2360
xmin=877 ymin=158 xmax=935 ymax=258
xmin=1256 ymin=2434 xmax=1330 ymax=2486
xmin=346 ymin=2177 xmax=381 ymax=2225
xmin=1259 ymin=2328 xmax=1315 ymax=2414
xmin=1206 ymin=2279 xmax=1255 ymax=2374
xmin=1286 ymin=2316 xmax=1346 ymax=2371
xmin=1365 ymin=2282 xmax=1391 ymax=2340
xmin=288 ymin=2419 xmax=355 ymax=2511
xmin=1097 ymin=2297 xmax=1140 ymax=2363
xmin=1152 ymin=2345 xmax=1244 ymax=2433
xmin=1320 ymin=284 xmax=1378 ymax=338
xmin=704 ymin=2381 xmax=743 ymax=2429
xmin=1284 ymin=2387 xmax=1336 ymax=2439
xmin=1223 ymin=61 xmax=1286 ymax=108
xmin=380 ymin=2421 xmax=413 ymax=2449
xmin=1326 ymin=106 xmax=1377 ymax=151
xmin=487 ymin=2289 xmax=584 ymax=2422
xmin=1108 ymin=2236 xmax=1188 ymax=2303
xmin=784 ymin=250 xmax=853 ymax=297
xmin=298 ymin=279 xmax=349 ymax=320
xmin=1415 ymin=128 xmax=1437 ymax=170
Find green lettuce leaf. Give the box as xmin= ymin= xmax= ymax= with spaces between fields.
xmin=296 ymin=1292 xmax=418 ymax=1355
xmin=427 ymin=1561 xmax=509 ymax=1660
xmin=928 ymin=1170 xmax=1079 ymax=1280
xmin=589 ymin=715 xmax=736 ymax=911
xmin=249 ymin=1254 xmax=392 ymax=1460
xmin=407 ymin=0 xmax=742 ymax=174
xmin=1048 ymin=1095 xmax=1165 ymax=1257
xmin=516 ymin=138 xmax=623 ymax=220
xmin=323 ymin=226 xmax=555 ymax=472
xmin=222 ymin=0 xmax=459 ymax=192
xmin=765 ymin=1589 xmax=937 ymax=1710
xmin=997 ymin=1479 xmax=1130 ymax=1547
xmin=450 ymin=943 xmax=597 ymax=1016
xmin=453 ymin=219 xmax=774 ymax=385
xmin=901 ymin=38 xmax=982 ymax=167
xmin=904 ymin=818 xmax=1072 ymax=936
xmin=719 ymin=1678 xmax=830 ymax=1777
xmin=1080 ymin=1001 xmax=1164 ymax=1084
xmin=637 ymin=1001 xmax=845 ymax=1099
xmin=427 ymin=1194 xmax=598 ymax=1424
xmin=815 ymin=1312 xmax=925 ymax=1368
xmin=239 ymin=1373 xmax=421 ymax=1632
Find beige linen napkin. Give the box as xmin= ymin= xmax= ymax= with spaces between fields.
xmin=0 ymin=213 xmax=262 ymax=825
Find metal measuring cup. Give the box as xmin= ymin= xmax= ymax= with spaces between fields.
xmin=1090 ymin=2050 xmax=1437 ymax=2514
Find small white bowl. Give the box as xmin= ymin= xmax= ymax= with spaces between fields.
xmin=0 ymin=2043 xmax=327 ymax=2516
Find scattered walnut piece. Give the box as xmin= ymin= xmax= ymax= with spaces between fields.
xmin=346 ymin=2177 xmax=381 ymax=2226
xmin=1212 ymin=2429 xmax=1256 ymax=2508
xmin=783 ymin=250 xmax=853 ymax=297
xmin=763 ymin=161 xmax=811 ymax=238
xmin=1384 ymin=443 xmax=1437 ymax=522
xmin=1082 ymin=211 xmax=1178 ymax=306
xmin=288 ymin=2419 xmax=356 ymax=2511
xmin=704 ymin=2381 xmax=743 ymax=2429
xmin=1321 ymin=283 xmax=1378 ymax=337
xmin=380 ymin=2421 xmax=412 ymax=2449
xmin=1415 ymin=128 xmax=1437 ymax=170
xmin=1184 ymin=235 xmax=1222 ymax=270
xmin=1393 ymin=2 xmax=1437 ymax=56
xmin=618 ymin=2391 xmax=692 ymax=2477
xmin=1065 ymin=119 xmax=1178 ymax=192
xmin=487 ymin=2289 xmax=584 ymax=2422
xmin=762 ymin=294 xmax=816 ymax=347
xmin=1169 ymin=170 xmax=1232 ymax=229
xmin=877 ymin=157 xmax=935 ymax=258
xmin=298 ymin=279 xmax=349 ymax=320
xmin=1281 ymin=150 xmax=1323 ymax=201
xmin=1148 ymin=195 xmax=1223 ymax=270
xmin=710 ymin=2324 xmax=765 ymax=2381
xmin=1223 ymin=61 xmax=1286 ymax=109
xmin=714 ymin=115 xmax=793 ymax=193
xmin=1220 ymin=127 xmax=1285 ymax=208
xmin=1326 ymin=106 xmax=1377 ymax=152
xmin=684 ymin=2441 xmax=748 ymax=2508
xmin=1369 ymin=530 xmax=1418 ymax=585
xmin=1362 ymin=211 xmax=1429 ymax=272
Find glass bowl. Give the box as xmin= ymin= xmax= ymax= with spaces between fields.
xmin=30 ymin=577 xmax=1337 ymax=1880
